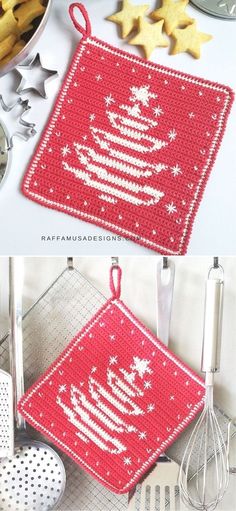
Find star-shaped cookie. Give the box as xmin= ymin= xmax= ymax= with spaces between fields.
xmin=107 ymin=0 xmax=149 ymax=38
xmin=151 ymin=0 xmax=193 ymax=35
xmin=129 ymin=18 xmax=168 ymax=59
xmin=171 ymin=22 xmax=212 ymax=58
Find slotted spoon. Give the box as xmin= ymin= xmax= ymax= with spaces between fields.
xmin=0 ymin=368 xmax=13 ymax=458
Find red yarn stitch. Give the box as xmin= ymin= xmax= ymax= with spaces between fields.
xmin=18 ymin=266 xmax=205 ymax=494
xmin=21 ymin=5 xmax=234 ymax=255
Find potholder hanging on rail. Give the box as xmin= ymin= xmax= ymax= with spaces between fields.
xmin=18 ymin=265 xmax=205 ymax=494
xmin=22 ymin=4 xmax=234 ymax=255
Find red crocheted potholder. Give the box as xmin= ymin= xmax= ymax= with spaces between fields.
xmin=22 ymin=4 xmax=234 ymax=255
xmin=18 ymin=266 xmax=205 ymax=494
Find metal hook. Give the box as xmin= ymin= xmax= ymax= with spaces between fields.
xmin=208 ymin=257 xmax=224 ymax=280
xmin=67 ymin=257 xmax=74 ymax=270
xmin=163 ymin=257 xmax=168 ymax=269
xmin=111 ymin=256 xmax=119 ymax=266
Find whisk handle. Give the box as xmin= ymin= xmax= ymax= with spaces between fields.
xmin=202 ymin=278 xmax=224 ymax=373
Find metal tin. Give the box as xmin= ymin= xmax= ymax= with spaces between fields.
xmin=0 ymin=0 xmax=52 ymax=78
xmin=190 ymin=0 xmax=236 ymax=20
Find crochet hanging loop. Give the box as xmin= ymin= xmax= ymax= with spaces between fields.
xmin=69 ymin=3 xmax=91 ymax=38
xmin=110 ymin=265 xmax=122 ymax=300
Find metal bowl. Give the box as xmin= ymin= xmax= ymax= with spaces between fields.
xmin=0 ymin=0 xmax=52 ymax=78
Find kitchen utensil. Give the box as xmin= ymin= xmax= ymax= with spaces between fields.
xmin=179 ymin=262 xmax=229 ymax=511
xmin=128 ymin=256 xmax=179 ymax=511
xmin=0 ymin=0 xmax=52 ymax=78
xmin=22 ymin=3 xmax=234 ymax=257
xmin=18 ymin=263 xmax=205 ymax=495
xmin=190 ymin=0 xmax=236 ymax=20
xmin=0 ymin=122 xmax=9 ymax=188
xmin=0 ymin=257 xmax=66 ymax=511
xmin=16 ymin=53 xmax=58 ymax=98
xmin=0 ymin=94 xmax=36 ymax=153
xmin=0 ymin=258 xmax=235 ymax=511
xmin=0 ymin=369 xmax=13 ymax=458
xmin=227 ymin=417 xmax=236 ymax=474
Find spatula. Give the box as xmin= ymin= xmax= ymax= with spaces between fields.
xmin=128 ymin=256 xmax=179 ymax=511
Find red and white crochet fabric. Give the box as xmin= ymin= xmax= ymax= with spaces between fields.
xmin=22 ymin=4 xmax=234 ymax=255
xmin=18 ymin=266 xmax=205 ymax=494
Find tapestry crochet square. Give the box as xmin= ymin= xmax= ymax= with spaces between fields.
xmin=22 ymin=4 xmax=234 ymax=255
xmin=18 ymin=266 xmax=205 ymax=494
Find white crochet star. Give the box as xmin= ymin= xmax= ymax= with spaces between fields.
xmin=130 ymin=85 xmax=157 ymax=107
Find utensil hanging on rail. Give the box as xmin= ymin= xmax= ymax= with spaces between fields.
xmin=179 ymin=258 xmax=229 ymax=511
xmin=128 ymin=256 xmax=179 ymax=511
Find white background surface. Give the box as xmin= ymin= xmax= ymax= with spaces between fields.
xmin=0 ymin=255 xmax=236 ymax=509
xmin=0 ymin=0 xmax=236 ymax=255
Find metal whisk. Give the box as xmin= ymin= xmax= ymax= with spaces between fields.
xmin=179 ymin=261 xmax=229 ymax=511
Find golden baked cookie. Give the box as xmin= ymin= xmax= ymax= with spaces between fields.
xmin=129 ymin=17 xmax=168 ymax=59
xmin=107 ymin=0 xmax=149 ymax=38
xmin=171 ymin=21 xmax=212 ymax=58
xmin=151 ymin=0 xmax=193 ymax=36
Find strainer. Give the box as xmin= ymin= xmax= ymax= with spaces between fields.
xmin=0 ymin=258 xmax=66 ymax=511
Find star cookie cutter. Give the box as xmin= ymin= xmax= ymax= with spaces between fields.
xmin=0 ymin=94 xmax=36 ymax=154
xmin=16 ymin=53 xmax=58 ymax=99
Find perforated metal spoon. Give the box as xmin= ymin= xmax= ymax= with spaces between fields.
xmin=0 ymin=258 xmax=66 ymax=511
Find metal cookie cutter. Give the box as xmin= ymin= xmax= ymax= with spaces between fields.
xmin=0 ymin=95 xmax=36 ymax=188
xmin=16 ymin=53 xmax=58 ymax=99
xmin=190 ymin=0 xmax=236 ymax=20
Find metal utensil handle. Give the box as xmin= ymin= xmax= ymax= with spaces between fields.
xmin=201 ymin=276 xmax=224 ymax=374
xmin=9 ymin=257 xmax=25 ymax=431
xmin=157 ymin=258 xmax=175 ymax=346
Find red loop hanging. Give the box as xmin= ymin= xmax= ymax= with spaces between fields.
xmin=69 ymin=3 xmax=91 ymax=38
xmin=110 ymin=265 xmax=122 ymax=299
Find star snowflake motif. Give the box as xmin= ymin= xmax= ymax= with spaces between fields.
xmin=61 ymin=145 xmax=71 ymax=157
xmin=188 ymin=112 xmax=195 ymax=119
xmin=109 ymin=355 xmax=118 ymax=365
xmin=58 ymin=384 xmax=67 ymax=393
xmin=218 ymin=0 xmax=236 ymax=14
xmin=130 ymin=357 xmax=153 ymax=378
xmin=144 ymin=381 xmax=152 ymax=390
xmin=104 ymin=94 xmax=115 ymax=107
xmin=123 ymin=457 xmax=132 ymax=466
xmin=109 ymin=334 xmax=116 ymax=341
xmin=138 ymin=431 xmax=147 ymax=440
xmin=96 ymin=74 xmax=102 ymax=81
xmin=166 ymin=202 xmax=177 ymax=214
xmin=171 ymin=164 xmax=182 ymax=177
xmin=147 ymin=403 xmax=155 ymax=413
xmin=91 ymin=366 xmax=97 ymax=374
xmin=153 ymin=105 xmax=163 ymax=117
xmin=168 ymin=129 xmax=177 ymax=141
xmin=89 ymin=114 xmax=96 ymax=122
xmin=130 ymin=85 xmax=157 ymax=107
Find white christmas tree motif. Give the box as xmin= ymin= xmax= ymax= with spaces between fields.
xmin=56 ymin=356 xmax=154 ymax=455
xmin=62 ymin=84 xmax=180 ymax=207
